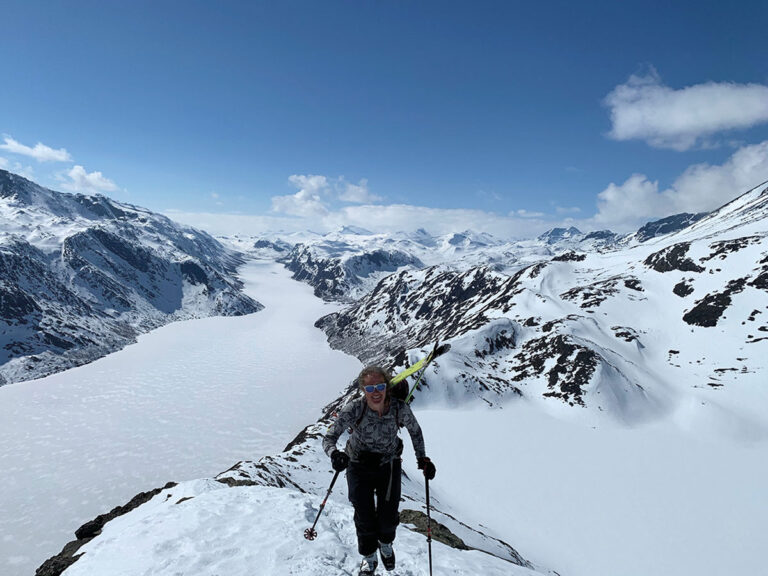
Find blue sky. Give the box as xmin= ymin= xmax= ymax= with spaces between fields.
xmin=1 ymin=0 xmax=767 ymax=237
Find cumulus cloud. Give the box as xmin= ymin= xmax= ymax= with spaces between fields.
xmin=0 ymin=136 xmax=73 ymax=162
xmin=271 ymin=174 xmax=331 ymax=217
xmin=288 ymin=174 xmax=329 ymax=195
xmin=272 ymin=174 xmax=384 ymax=216
xmin=604 ymin=69 xmax=768 ymax=150
xmin=0 ymin=156 xmax=8 ymax=169
xmin=337 ymin=178 xmax=381 ymax=203
xmin=60 ymin=165 xmax=119 ymax=193
xmin=592 ymin=140 xmax=768 ymax=230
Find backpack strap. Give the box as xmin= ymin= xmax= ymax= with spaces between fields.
xmin=348 ymin=397 xmax=367 ymax=433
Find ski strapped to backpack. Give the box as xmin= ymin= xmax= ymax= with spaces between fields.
xmin=390 ymin=341 xmax=451 ymax=405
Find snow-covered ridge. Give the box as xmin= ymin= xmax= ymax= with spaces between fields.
xmin=0 ymin=170 xmax=262 ymax=385
xmin=37 ymin=385 xmax=554 ymax=576
xmin=315 ymin=182 xmax=768 ymax=425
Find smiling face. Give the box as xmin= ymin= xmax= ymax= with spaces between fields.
xmin=361 ymin=372 xmax=388 ymax=413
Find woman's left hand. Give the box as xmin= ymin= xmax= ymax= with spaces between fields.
xmin=418 ymin=456 xmax=436 ymax=480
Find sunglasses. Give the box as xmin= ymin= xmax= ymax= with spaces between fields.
xmin=363 ymin=383 xmax=387 ymax=393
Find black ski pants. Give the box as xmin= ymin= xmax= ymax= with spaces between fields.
xmin=346 ymin=456 xmax=402 ymax=556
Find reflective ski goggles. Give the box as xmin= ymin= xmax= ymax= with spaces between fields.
xmin=362 ymin=383 xmax=387 ymax=393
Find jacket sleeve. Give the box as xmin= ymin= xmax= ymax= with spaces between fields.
xmin=323 ymin=401 xmax=359 ymax=458
xmin=400 ymin=401 xmax=427 ymax=459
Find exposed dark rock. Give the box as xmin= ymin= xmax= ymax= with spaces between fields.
xmin=612 ymin=326 xmax=640 ymax=342
xmin=561 ymin=275 xmax=642 ymax=308
xmin=683 ymin=278 xmax=748 ymax=327
xmin=673 ymin=280 xmax=695 ymax=297
xmin=702 ymin=236 xmax=763 ymax=261
xmin=510 ymin=334 xmax=598 ymax=406
xmin=623 ymin=278 xmax=643 ymax=291
xmin=644 ymin=243 xmax=705 ymax=273
xmin=750 ymin=268 xmax=768 ymax=291
xmin=552 ymin=251 xmax=586 ymax=262
xmin=399 ymin=509 xmax=469 ymax=550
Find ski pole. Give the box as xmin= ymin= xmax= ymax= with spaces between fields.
xmin=425 ymin=477 xmax=433 ymax=575
xmin=304 ymin=470 xmax=341 ymax=541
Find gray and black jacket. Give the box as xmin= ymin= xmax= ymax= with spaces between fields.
xmin=323 ymin=397 xmax=426 ymax=465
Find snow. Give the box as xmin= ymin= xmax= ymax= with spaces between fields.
xmin=0 ymin=261 xmax=361 ymax=576
xmin=2 ymin=253 xmax=767 ymax=575
xmin=60 ymin=482 xmax=539 ymax=576
xmin=410 ymin=404 xmax=768 ymax=576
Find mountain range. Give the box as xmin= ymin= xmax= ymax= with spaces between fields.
xmin=1 ymin=170 xmax=766 ymax=575
xmin=0 ymin=170 xmax=262 ymax=385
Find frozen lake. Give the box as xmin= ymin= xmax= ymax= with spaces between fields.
xmin=0 ymin=260 xmax=361 ymax=576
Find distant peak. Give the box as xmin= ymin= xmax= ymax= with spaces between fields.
xmin=337 ymin=225 xmax=374 ymax=235
xmin=538 ymin=226 xmax=583 ymax=243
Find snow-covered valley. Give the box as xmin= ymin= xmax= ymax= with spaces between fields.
xmin=3 ymin=256 xmax=765 ymax=576
xmin=0 ymin=261 xmax=360 ymax=576
xmin=2 ymin=177 xmax=767 ymax=576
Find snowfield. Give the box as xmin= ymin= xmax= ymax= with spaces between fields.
xmin=0 ymin=261 xmax=360 ymax=576
xmin=60 ymin=482 xmax=540 ymax=576
xmin=2 ymin=249 xmax=767 ymax=576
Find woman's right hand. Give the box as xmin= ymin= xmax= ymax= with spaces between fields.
xmin=331 ymin=449 xmax=349 ymax=471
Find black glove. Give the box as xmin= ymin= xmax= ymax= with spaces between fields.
xmin=417 ymin=456 xmax=436 ymax=480
xmin=331 ymin=450 xmax=349 ymax=472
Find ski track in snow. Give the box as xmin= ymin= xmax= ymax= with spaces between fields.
xmin=0 ymin=261 xmax=361 ymax=576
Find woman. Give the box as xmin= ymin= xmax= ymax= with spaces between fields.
xmin=323 ymin=365 xmax=437 ymax=575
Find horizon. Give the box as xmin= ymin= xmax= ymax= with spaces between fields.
xmin=2 ymin=1 xmax=768 ymax=237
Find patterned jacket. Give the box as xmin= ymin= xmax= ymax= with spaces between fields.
xmin=323 ymin=397 xmax=426 ymax=464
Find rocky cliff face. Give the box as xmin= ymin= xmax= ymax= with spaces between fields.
xmin=0 ymin=170 xmax=262 ymax=385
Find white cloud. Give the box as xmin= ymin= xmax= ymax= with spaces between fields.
xmin=271 ymin=174 xmax=331 ymax=217
xmin=514 ymin=209 xmax=545 ymax=218
xmin=0 ymin=136 xmax=73 ymax=162
xmin=604 ymin=69 xmax=768 ymax=150
xmin=0 ymin=156 xmax=8 ymax=169
xmin=337 ymin=178 xmax=381 ymax=203
xmin=591 ymin=140 xmax=768 ymax=230
xmin=287 ymin=174 xmax=329 ymax=195
xmin=60 ymin=165 xmax=119 ymax=193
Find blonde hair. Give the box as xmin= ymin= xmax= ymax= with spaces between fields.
xmin=357 ymin=365 xmax=392 ymax=391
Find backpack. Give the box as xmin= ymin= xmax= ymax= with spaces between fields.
xmin=389 ymin=378 xmax=409 ymax=401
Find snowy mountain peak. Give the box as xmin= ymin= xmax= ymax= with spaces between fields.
xmin=336 ymin=225 xmax=375 ymax=235
xmin=537 ymin=226 xmax=582 ymax=244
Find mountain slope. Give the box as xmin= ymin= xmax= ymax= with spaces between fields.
xmin=0 ymin=170 xmax=262 ymax=385
xmin=316 ymin=182 xmax=768 ymax=425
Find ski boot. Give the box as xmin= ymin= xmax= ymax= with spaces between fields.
xmin=359 ymin=552 xmax=378 ymax=575
xmin=379 ymin=541 xmax=395 ymax=571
